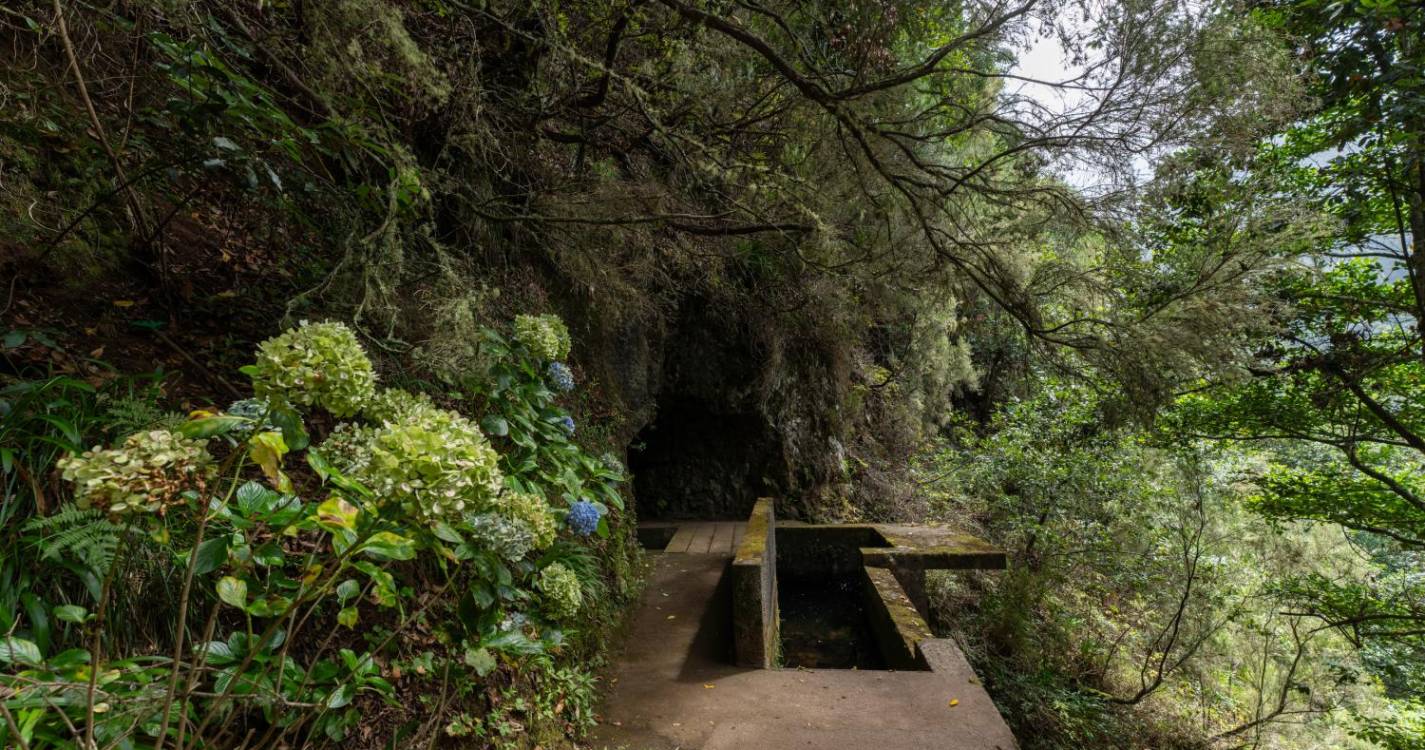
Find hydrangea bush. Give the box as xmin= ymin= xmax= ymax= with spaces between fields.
xmin=514 ymin=314 xmax=571 ymax=361
xmin=57 ymin=429 xmax=215 ymax=515
xmin=249 ymin=320 xmax=377 ymax=417
xmin=36 ymin=313 xmax=631 ymax=749
xmin=537 ymin=562 xmax=582 ymax=620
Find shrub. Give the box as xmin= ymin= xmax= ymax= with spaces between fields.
xmin=57 ymin=429 xmax=215 ymax=515
xmin=514 ymin=314 xmax=571 ymax=361
xmin=249 ymin=320 xmax=377 ymax=417
xmin=15 ymin=311 xmax=635 ymax=750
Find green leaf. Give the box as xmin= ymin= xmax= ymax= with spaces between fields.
xmin=308 ymin=451 xmax=373 ymax=498
xmin=482 ymin=629 xmax=544 ymax=656
xmin=52 ymin=605 xmax=87 ymax=624
xmin=269 ymin=407 xmax=309 ymax=451
xmin=249 ymin=430 xmax=291 ymax=492
xmin=192 ymin=537 xmax=230 ymax=575
xmin=315 ymin=497 xmax=359 ymax=532
xmin=251 ymin=541 xmax=285 ymax=567
xmin=216 ymin=576 xmax=248 ymax=609
xmin=481 ymin=416 xmax=509 ymax=437
xmin=20 ymin=593 xmax=49 ymax=655
xmin=326 ymin=683 xmax=355 ymax=709
xmin=0 ymin=637 xmax=43 ymax=666
xmin=337 ymin=607 xmax=358 ymax=628
xmin=469 ymin=582 xmax=494 ymax=610
xmin=178 ymin=415 xmax=246 ymax=439
xmin=432 ymin=522 xmax=464 ymax=544
xmin=463 ymin=646 xmax=496 ymax=676
xmin=200 ymin=640 xmax=235 ymax=665
xmin=48 ymin=647 xmax=91 ymax=670
xmin=336 ymin=579 xmax=361 ymax=603
xmin=360 ymin=531 xmax=415 ymax=561
xmin=235 ymin=480 xmax=277 ymax=512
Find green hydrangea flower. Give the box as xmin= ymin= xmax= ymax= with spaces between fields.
xmin=363 ymin=387 xmax=435 ymax=424
xmin=500 ymin=491 xmax=557 ymax=550
xmin=250 ymin=321 xmax=377 ymax=418
xmin=58 ymin=429 xmax=215 ymax=516
xmin=464 ymin=512 xmax=535 ymax=561
xmin=316 ymin=421 xmax=378 ymax=475
xmin=319 ymin=402 xmax=502 ymax=524
xmin=537 ymin=562 xmax=582 ymax=620
xmin=513 ymin=314 xmax=571 ymax=361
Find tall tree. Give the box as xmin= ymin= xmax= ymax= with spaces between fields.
xmin=1170 ymin=0 xmax=1425 ymax=715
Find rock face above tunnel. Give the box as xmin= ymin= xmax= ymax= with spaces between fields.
xmin=599 ymin=292 xmax=844 ymax=521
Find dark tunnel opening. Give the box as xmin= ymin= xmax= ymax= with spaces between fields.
xmin=627 ymin=397 xmax=779 ymax=520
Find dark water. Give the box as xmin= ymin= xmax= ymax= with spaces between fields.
xmin=778 ymin=575 xmax=886 ymax=669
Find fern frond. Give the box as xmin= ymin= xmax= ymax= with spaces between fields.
xmin=22 ymin=505 xmax=127 ymax=573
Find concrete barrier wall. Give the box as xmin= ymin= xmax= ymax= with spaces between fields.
xmin=861 ymin=565 xmax=934 ymax=670
xmin=732 ymin=497 xmax=778 ymax=668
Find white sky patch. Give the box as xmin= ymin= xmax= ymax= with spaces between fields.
xmin=1006 ymin=11 xmax=1172 ymax=196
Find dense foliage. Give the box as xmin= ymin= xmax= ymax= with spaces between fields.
xmin=1 ymin=0 xmax=1422 ymax=748
xmin=1 ymin=317 xmax=636 ymax=748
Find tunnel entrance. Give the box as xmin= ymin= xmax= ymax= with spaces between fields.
xmin=628 ymin=397 xmax=779 ymax=520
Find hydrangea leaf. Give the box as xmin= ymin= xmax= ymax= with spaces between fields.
xmin=216 ymin=576 xmax=248 ymax=609
xmin=249 ymin=430 xmax=291 ymax=493
xmin=360 ymin=531 xmax=416 ymax=561
xmin=315 ymin=497 xmax=359 ymax=532
xmin=0 ymin=637 xmax=42 ymax=666
xmin=178 ymin=415 xmax=246 ymax=439
xmin=192 ymin=536 xmax=230 ymax=575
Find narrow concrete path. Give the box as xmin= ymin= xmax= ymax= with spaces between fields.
xmin=592 ymin=553 xmax=1017 ymax=750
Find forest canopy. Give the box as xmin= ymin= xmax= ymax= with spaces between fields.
xmin=1 ymin=0 xmax=1423 ymax=748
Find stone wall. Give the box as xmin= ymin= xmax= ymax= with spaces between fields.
xmin=731 ymin=498 xmax=779 ymax=668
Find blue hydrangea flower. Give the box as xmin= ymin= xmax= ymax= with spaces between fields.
xmin=558 ymin=415 xmax=575 ymax=434
xmin=566 ymin=500 xmax=602 ymax=536
xmin=547 ymin=362 xmax=575 ymax=392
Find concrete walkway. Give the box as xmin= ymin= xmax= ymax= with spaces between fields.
xmin=641 ymin=521 xmax=747 ymax=554
xmin=592 ymin=553 xmax=1018 ymax=750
